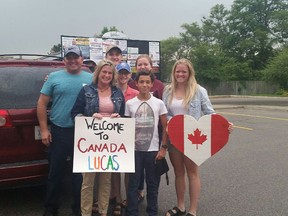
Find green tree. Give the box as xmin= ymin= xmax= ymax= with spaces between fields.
xmin=227 ymin=0 xmax=288 ymax=76
xmin=201 ymin=4 xmax=230 ymax=48
xmin=192 ymin=44 xmax=223 ymax=89
xmin=263 ymin=48 xmax=288 ymax=89
xmin=49 ymin=43 xmax=61 ymax=55
xmin=180 ymin=22 xmax=203 ymax=60
xmin=94 ymin=26 xmax=121 ymax=37
xmin=160 ymin=0 xmax=288 ymax=86
xmin=160 ymin=37 xmax=186 ymax=81
xmin=161 ymin=21 xmax=239 ymax=86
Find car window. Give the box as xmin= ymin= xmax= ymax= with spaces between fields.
xmin=0 ymin=66 xmax=65 ymax=109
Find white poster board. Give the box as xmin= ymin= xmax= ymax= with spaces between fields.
xmin=61 ymin=35 xmax=160 ymax=74
xmin=73 ymin=117 xmax=135 ymax=173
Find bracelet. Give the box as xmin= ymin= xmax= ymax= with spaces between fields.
xmin=161 ymin=144 xmax=168 ymax=149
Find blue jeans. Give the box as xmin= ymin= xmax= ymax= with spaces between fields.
xmin=138 ymin=124 xmax=162 ymax=191
xmin=127 ymin=151 xmax=160 ymax=216
xmin=44 ymin=123 xmax=82 ymax=214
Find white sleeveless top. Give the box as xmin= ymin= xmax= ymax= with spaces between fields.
xmin=169 ymin=97 xmax=188 ymax=117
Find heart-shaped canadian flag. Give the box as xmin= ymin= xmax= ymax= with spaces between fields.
xmin=168 ymin=114 xmax=230 ymax=166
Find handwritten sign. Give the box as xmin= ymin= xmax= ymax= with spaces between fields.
xmin=73 ymin=117 xmax=135 ymax=173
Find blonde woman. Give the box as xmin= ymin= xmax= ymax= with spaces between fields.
xmin=71 ymin=60 xmax=125 ymax=216
xmin=163 ymin=59 xmax=233 ymax=216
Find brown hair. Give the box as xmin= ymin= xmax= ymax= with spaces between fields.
xmin=135 ymin=54 xmax=153 ymax=71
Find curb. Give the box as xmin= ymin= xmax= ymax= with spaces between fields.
xmin=214 ymin=105 xmax=288 ymax=111
xmin=210 ymin=95 xmax=288 ymax=100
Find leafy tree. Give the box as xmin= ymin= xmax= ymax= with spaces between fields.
xmin=161 ymin=0 xmax=288 ymax=84
xmin=201 ymin=4 xmax=230 ymax=48
xmin=161 ymin=22 xmax=241 ymax=86
xmin=192 ymin=44 xmax=223 ymax=89
xmin=221 ymin=57 xmax=253 ymax=81
xmin=94 ymin=26 xmax=122 ymax=38
xmin=227 ymin=0 xmax=288 ymax=76
xmin=263 ymin=48 xmax=288 ymax=89
xmin=49 ymin=43 xmax=61 ymax=55
xmin=180 ymin=22 xmax=203 ymax=60
xmin=160 ymin=37 xmax=186 ymax=81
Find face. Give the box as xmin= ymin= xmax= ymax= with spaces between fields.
xmin=97 ymin=65 xmax=114 ymax=85
xmin=136 ymin=75 xmax=153 ymax=94
xmin=136 ymin=57 xmax=152 ymax=71
xmin=106 ymin=50 xmax=122 ymax=65
xmin=64 ymin=53 xmax=83 ymax=74
xmin=174 ymin=63 xmax=189 ymax=84
xmin=117 ymin=70 xmax=131 ymax=85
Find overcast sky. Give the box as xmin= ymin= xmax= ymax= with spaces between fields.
xmin=1 ymin=0 xmax=234 ymax=54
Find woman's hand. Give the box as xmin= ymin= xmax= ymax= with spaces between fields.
xmin=92 ymin=113 xmax=103 ymax=119
xmin=228 ymin=122 xmax=234 ymax=134
xmin=110 ymin=113 xmax=120 ymax=118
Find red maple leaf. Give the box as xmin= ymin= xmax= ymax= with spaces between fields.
xmin=187 ymin=128 xmax=207 ymax=149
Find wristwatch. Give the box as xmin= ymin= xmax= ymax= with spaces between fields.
xmin=161 ymin=144 xmax=168 ymax=149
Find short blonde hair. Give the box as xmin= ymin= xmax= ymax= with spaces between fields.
xmin=93 ymin=60 xmax=117 ymax=86
xmin=166 ymin=58 xmax=199 ymax=108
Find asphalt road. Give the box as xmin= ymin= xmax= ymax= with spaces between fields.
xmin=1 ymin=97 xmax=288 ymax=216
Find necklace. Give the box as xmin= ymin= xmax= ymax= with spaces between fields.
xmin=98 ymin=86 xmax=110 ymax=92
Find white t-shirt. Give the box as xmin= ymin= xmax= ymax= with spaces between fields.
xmin=169 ymin=98 xmax=188 ymax=119
xmin=125 ymin=95 xmax=167 ymax=152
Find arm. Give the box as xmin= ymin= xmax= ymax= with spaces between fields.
xmin=199 ymin=87 xmax=233 ymax=133
xmin=71 ymin=88 xmax=86 ymax=120
xmin=156 ymin=113 xmax=168 ymax=160
xmin=158 ymin=80 xmax=165 ymax=100
xmin=37 ymin=94 xmax=51 ymax=146
xmin=200 ymin=87 xmax=215 ymax=115
xmin=162 ymin=89 xmax=173 ymax=121
xmin=119 ymin=93 xmax=125 ymax=117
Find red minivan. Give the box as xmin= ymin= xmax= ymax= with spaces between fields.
xmin=0 ymin=58 xmax=67 ymax=189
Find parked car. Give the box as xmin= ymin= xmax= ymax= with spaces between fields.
xmin=0 ymin=55 xmax=89 ymax=189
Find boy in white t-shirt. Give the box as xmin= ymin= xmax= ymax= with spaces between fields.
xmin=125 ymin=71 xmax=168 ymax=216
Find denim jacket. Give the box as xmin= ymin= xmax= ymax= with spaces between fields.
xmin=163 ymin=85 xmax=215 ymax=120
xmin=71 ymin=83 xmax=125 ymax=119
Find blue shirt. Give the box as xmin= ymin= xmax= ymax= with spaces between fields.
xmin=40 ymin=70 xmax=92 ymax=127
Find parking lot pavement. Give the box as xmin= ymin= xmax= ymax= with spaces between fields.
xmin=1 ymin=105 xmax=288 ymax=216
xmin=142 ymin=106 xmax=288 ymax=216
xmin=195 ymin=108 xmax=288 ymax=216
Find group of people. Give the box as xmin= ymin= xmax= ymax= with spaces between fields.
xmin=37 ymin=45 xmax=233 ymax=216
